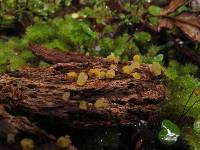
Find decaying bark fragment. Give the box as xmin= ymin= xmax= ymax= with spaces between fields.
xmin=0 ymin=44 xmax=166 ymax=149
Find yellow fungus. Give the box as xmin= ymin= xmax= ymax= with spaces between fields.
xmin=128 ymin=45 xmax=133 ymax=50
xmin=88 ymin=69 xmax=101 ymax=77
xmin=133 ymin=54 xmax=141 ymax=62
xmin=150 ymin=63 xmax=162 ymax=76
xmin=132 ymin=72 xmax=141 ymax=80
xmin=130 ymin=62 xmax=140 ymax=69
xmin=0 ymin=105 xmax=5 ymax=116
xmin=94 ymin=98 xmax=109 ymax=109
xmin=122 ymin=65 xmax=132 ymax=74
xmin=57 ymin=135 xmax=71 ymax=148
xmin=62 ymin=92 xmax=70 ymax=101
xmin=194 ymin=88 xmax=200 ymax=96
xmin=77 ymin=72 xmax=88 ymax=86
xmin=109 ymin=64 xmax=117 ymax=70
xmin=20 ymin=138 xmax=34 ymax=150
xmin=106 ymin=53 xmax=118 ymax=64
xmin=85 ymin=52 xmax=90 ymax=56
xmin=99 ymin=71 xmax=106 ymax=78
xmin=67 ymin=72 xmax=77 ymax=79
xmin=79 ymin=101 xmax=87 ymax=110
xmin=106 ymin=69 xmax=115 ymax=79
xmin=7 ymin=133 xmax=15 ymax=144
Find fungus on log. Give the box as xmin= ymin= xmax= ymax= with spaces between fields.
xmin=0 ymin=44 xmax=166 ymax=149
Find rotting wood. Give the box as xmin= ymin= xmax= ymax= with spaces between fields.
xmin=0 ymin=44 xmax=166 ymax=149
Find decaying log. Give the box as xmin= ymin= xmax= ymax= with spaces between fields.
xmin=0 ymin=44 xmax=166 ymax=149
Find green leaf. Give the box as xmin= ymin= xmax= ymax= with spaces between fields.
xmin=64 ymin=0 xmax=72 ymax=6
xmin=158 ymin=120 xmax=180 ymax=145
xmin=142 ymin=54 xmax=163 ymax=64
xmin=149 ymin=17 xmax=158 ymax=26
xmin=148 ymin=5 xmax=161 ymax=16
xmin=9 ymin=56 xmax=26 ymax=71
xmin=193 ymin=117 xmax=200 ymax=134
xmin=134 ymin=32 xmax=151 ymax=43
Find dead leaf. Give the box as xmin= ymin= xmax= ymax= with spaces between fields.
xmin=158 ymin=12 xmax=200 ymax=42
xmin=161 ymin=0 xmax=188 ymax=15
xmin=191 ymin=0 xmax=200 ymax=12
xmin=158 ymin=18 xmax=175 ymax=31
xmin=175 ymin=12 xmax=200 ymax=28
xmin=105 ymin=0 xmax=124 ymax=13
xmin=175 ymin=21 xmax=200 ymax=41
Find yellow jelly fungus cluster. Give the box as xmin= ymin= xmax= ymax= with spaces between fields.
xmin=77 ymin=72 xmax=88 ymax=86
xmin=67 ymin=72 xmax=77 ymax=79
xmin=150 ymin=62 xmax=162 ymax=76
xmin=106 ymin=69 xmax=115 ymax=79
xmin=57 ymin=135 xmax=71 ymax=148
xmin=130 ymin=62 xmax=140 ymax=69
xmin=20 ymin=138 xmax=34 ymax=150
xmin=99 ymin=71 xmax=106 ymax=78
xmin=94 ymin=98 xmax=109 ymax=109
xmin=106 ymin=53 xmax=118 ymax=64
xmin=109 ymin=64 xmax=117 ymax=70
xmin=79 ymin=101 xmax=87 ymax=110
xmin=62 ymin=92 xmax=70 ymax=101
xmin=132 ymin=72 xmax=141 ymax=80
xmin=122 ymin=65 xmax=132 ymax=74
xmin=0 ymin=105 xmax=5 ymax=116
xmin=7 ymin=133 xmax=15 ymax=144
xmin=133 ymin=54 xmax=141 ymax=62
xmin=88 ymin=69 xmax=101 ymax=77
xmin=194 ymin=88 xmax=200 ymax=96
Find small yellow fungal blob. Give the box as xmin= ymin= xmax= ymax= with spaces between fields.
xmin=79 ymin=101 xmax=87 ymax=110
xmin=132 ymin=72 xmax=141 ymax=80
xmin=67 ymin=72 xmax=77 ymax=79
xmin=20 ymin=138 xmax=34 ymax=150
xmin=194 ymin=88 xmax=200 ymax=96
xmin=106 ymin=69 xmax=115 ymax=79
xmin=77 ymin=72 xmax=88 ymax=86
xmin=62 ymin=92 xmax=70 ymax=101
xmin=106 ymin=53 xmax=118 ymax=64
xmin=133 ymin=54 xmax=141 ymax=62
xmin=150 ymin=63 xmax=162 ymax=76
xmin=85 ymin=52 xmax=90 ymax=56
xmin=88 ymin=69 xmax=101 ymax=77
xmin=57 ymin=135 xmax=71 ymax=148
xmin=109 ymin=64 xmax=117 ymax=70
xmin=0 ymin=105 xmax=5 ymax=116
xmin=122 ymin=65 xmax=132 ymax=74
xmin=94 ymin=98 xmax=109 ymax=109
xmin=99 ymin=71 xmax=106 ymax=78
xmin=7 ymin=133 xmax=15 ymax=144
xmin=128 ymin=45 xmax=133 ymax=50
xmin=130 ymin=62 xmax=140 ymax=69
